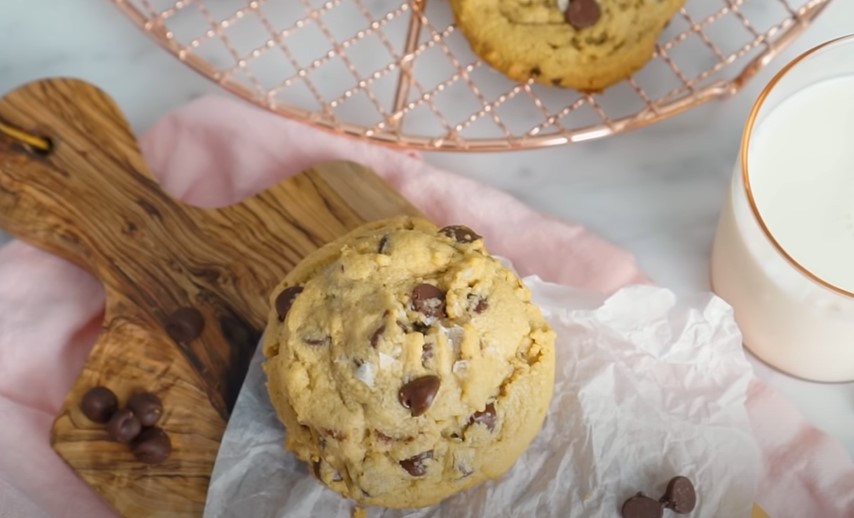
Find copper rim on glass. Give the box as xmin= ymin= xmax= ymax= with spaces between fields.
xmin=740 ymin=34 xmax=854 ymax=298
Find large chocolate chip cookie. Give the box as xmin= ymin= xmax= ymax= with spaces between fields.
xmin=262 ymin=216 xmax=556 ymax=508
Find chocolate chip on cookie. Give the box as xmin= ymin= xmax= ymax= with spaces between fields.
xmin=565 ymin=0 xmax=601 ymax=30
xmin=467 ymin=293 xmax=489 ymax=314
xmin=165 ymin=307 xmax=205 ymax=343
xmin=399 ymin=375 xmax=441 ymax=416
xmin=275 ymin=286 xmax=303 ymax=321
xmin=411 ymin=284 xmax=446 ymax=319
xmin=400 ymin=450 xmax=433 ymax=476
xmin=468 ymin=402 xmax=497 ymax=432
xmin=440 ymin=225 xmax=481 ymax=244
xmin=370 ymin=325 xmax=385 ymax=348
xmin=80 ymin=386 xmax=118 ymax=423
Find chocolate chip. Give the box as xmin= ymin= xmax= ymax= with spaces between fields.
xmin=378 ymin=235 xmax=390 ymax=254
xmin=439 ymin=225 xmax=481 ymax=244
xmin=398 ymin=375 xmax=441 ymax=416
xmin=621 ymin=493 xmax=663 ymax=518
xmin=565 ymin=0 xmax=601 ymax=30
xmin=661 ymin=476 xmax=696 ymax=513
xmin=468 ymin=402 xmax=497 ymax=432
xmin=131 ymin=427 xmax=172 ymax=464
xmin=127 ymin=392 xmax=163 ymax=427
xmin=80 ymin=386 xmax=118 ymax=423
xmin=370 ymin=325 xmax=385 ymax=348
xmin=107 ymin=409 xmax=142 ymax=444
xmin=530 ymin=66 xmax=542 ymax=77
xmin=411 ymin=284 xmax=446 ymax=319
xmin=165 ymin=307 xmax=205 ymax=343
xmin=399 ymin=450 xmax=433 ymax=476
xmin=275 ymin=286 xmax=303 ymax=321
xmin=468 ymin=293 xmax=489 ymax=314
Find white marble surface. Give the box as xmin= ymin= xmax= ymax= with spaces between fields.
xmin=2 ymin=0 xmax=853 ymax=459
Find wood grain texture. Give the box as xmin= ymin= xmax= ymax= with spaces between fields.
xmin=0 ymin=78 xmax=420 ymax=517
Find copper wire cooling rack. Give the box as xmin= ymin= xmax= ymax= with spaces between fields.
xmin=113 ymin=0 xmax=831 ymax=151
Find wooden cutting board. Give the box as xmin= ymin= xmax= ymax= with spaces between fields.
xmin=0 ymin=78 xmax=419 ymax=517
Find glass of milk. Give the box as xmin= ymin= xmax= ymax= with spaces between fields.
xmin=711 ymin=35 xmax=854 ymax=382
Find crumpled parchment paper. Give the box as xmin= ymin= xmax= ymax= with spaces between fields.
xmin=204 ymin=280 xmax=760 ymax=518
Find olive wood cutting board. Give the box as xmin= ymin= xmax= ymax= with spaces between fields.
xmin=0 ymin=78 xmax=419 ymax=517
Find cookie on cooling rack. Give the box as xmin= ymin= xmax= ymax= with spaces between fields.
xmin=449 ymin=0 xmax=686 ymax=91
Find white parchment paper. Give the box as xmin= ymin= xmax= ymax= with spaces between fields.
xmin=205 ymin=281 xmax=760 ymax=517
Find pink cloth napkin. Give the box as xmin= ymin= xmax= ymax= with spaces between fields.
xmin=1 ymin=96 xmax=851 ymax=518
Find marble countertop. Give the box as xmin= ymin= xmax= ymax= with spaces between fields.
xmin=2 ymin=0 xmax=853 ymax=460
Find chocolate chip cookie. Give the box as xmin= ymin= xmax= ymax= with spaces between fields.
xmin=450 ymin=0 xmax=686 ymax=91
xmin=262 ymin=216 xmax=556 ymax=508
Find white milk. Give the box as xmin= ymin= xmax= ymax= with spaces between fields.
xmin=711 ymin=76 xmax=854 ymax=382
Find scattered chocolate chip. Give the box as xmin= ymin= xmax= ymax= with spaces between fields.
xmin=411 ymin=284 xmax=446 ymax=319
xmin=131 ymin=427 xmax=172 ymax=464
xmin=80 ymin=386 xmax=118 ymax=423
xmin=107 ymin=409 xmax=142 ymax=444
xmin=421 ymin=343 xmax=434 ymax=363
xmin=530 ymin=66 xmax=542 ymax=77
xmin=370 ymin=325 xmax=385 ymax=348
xmin=467 ymin=402 xmax=497 ymax=432
xmin=399 ymin=450 xmax=433 ymax=476
xmin=661 ymin=476 xmax=696 ymax=513
xmin=275 ymin=286 xmax=303 ymax=321
xmin=304 ymin=335 xmax=330 ymax=347
xmin=439 ymin=225 xmax=481 ymax=244
xmin=164 ymin=307 xmax=205 ymax=343
xmin=565 ymin=0 xmax=601 ymax=30
xmin=378 ymin=235 xmax=390 ymax=254
xmin=398 ymin=375 xmax=441 ymax=417
xmin=127 ymin=392 xmax=163 ymax=427
xmin=622 ymin=493 xmax=663 ymax=518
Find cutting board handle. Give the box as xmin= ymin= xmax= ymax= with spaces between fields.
xmin=0 ymin=79 xmax=253 ymax=417
xmin=0 ymin=78 xmax=421 ymax=517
